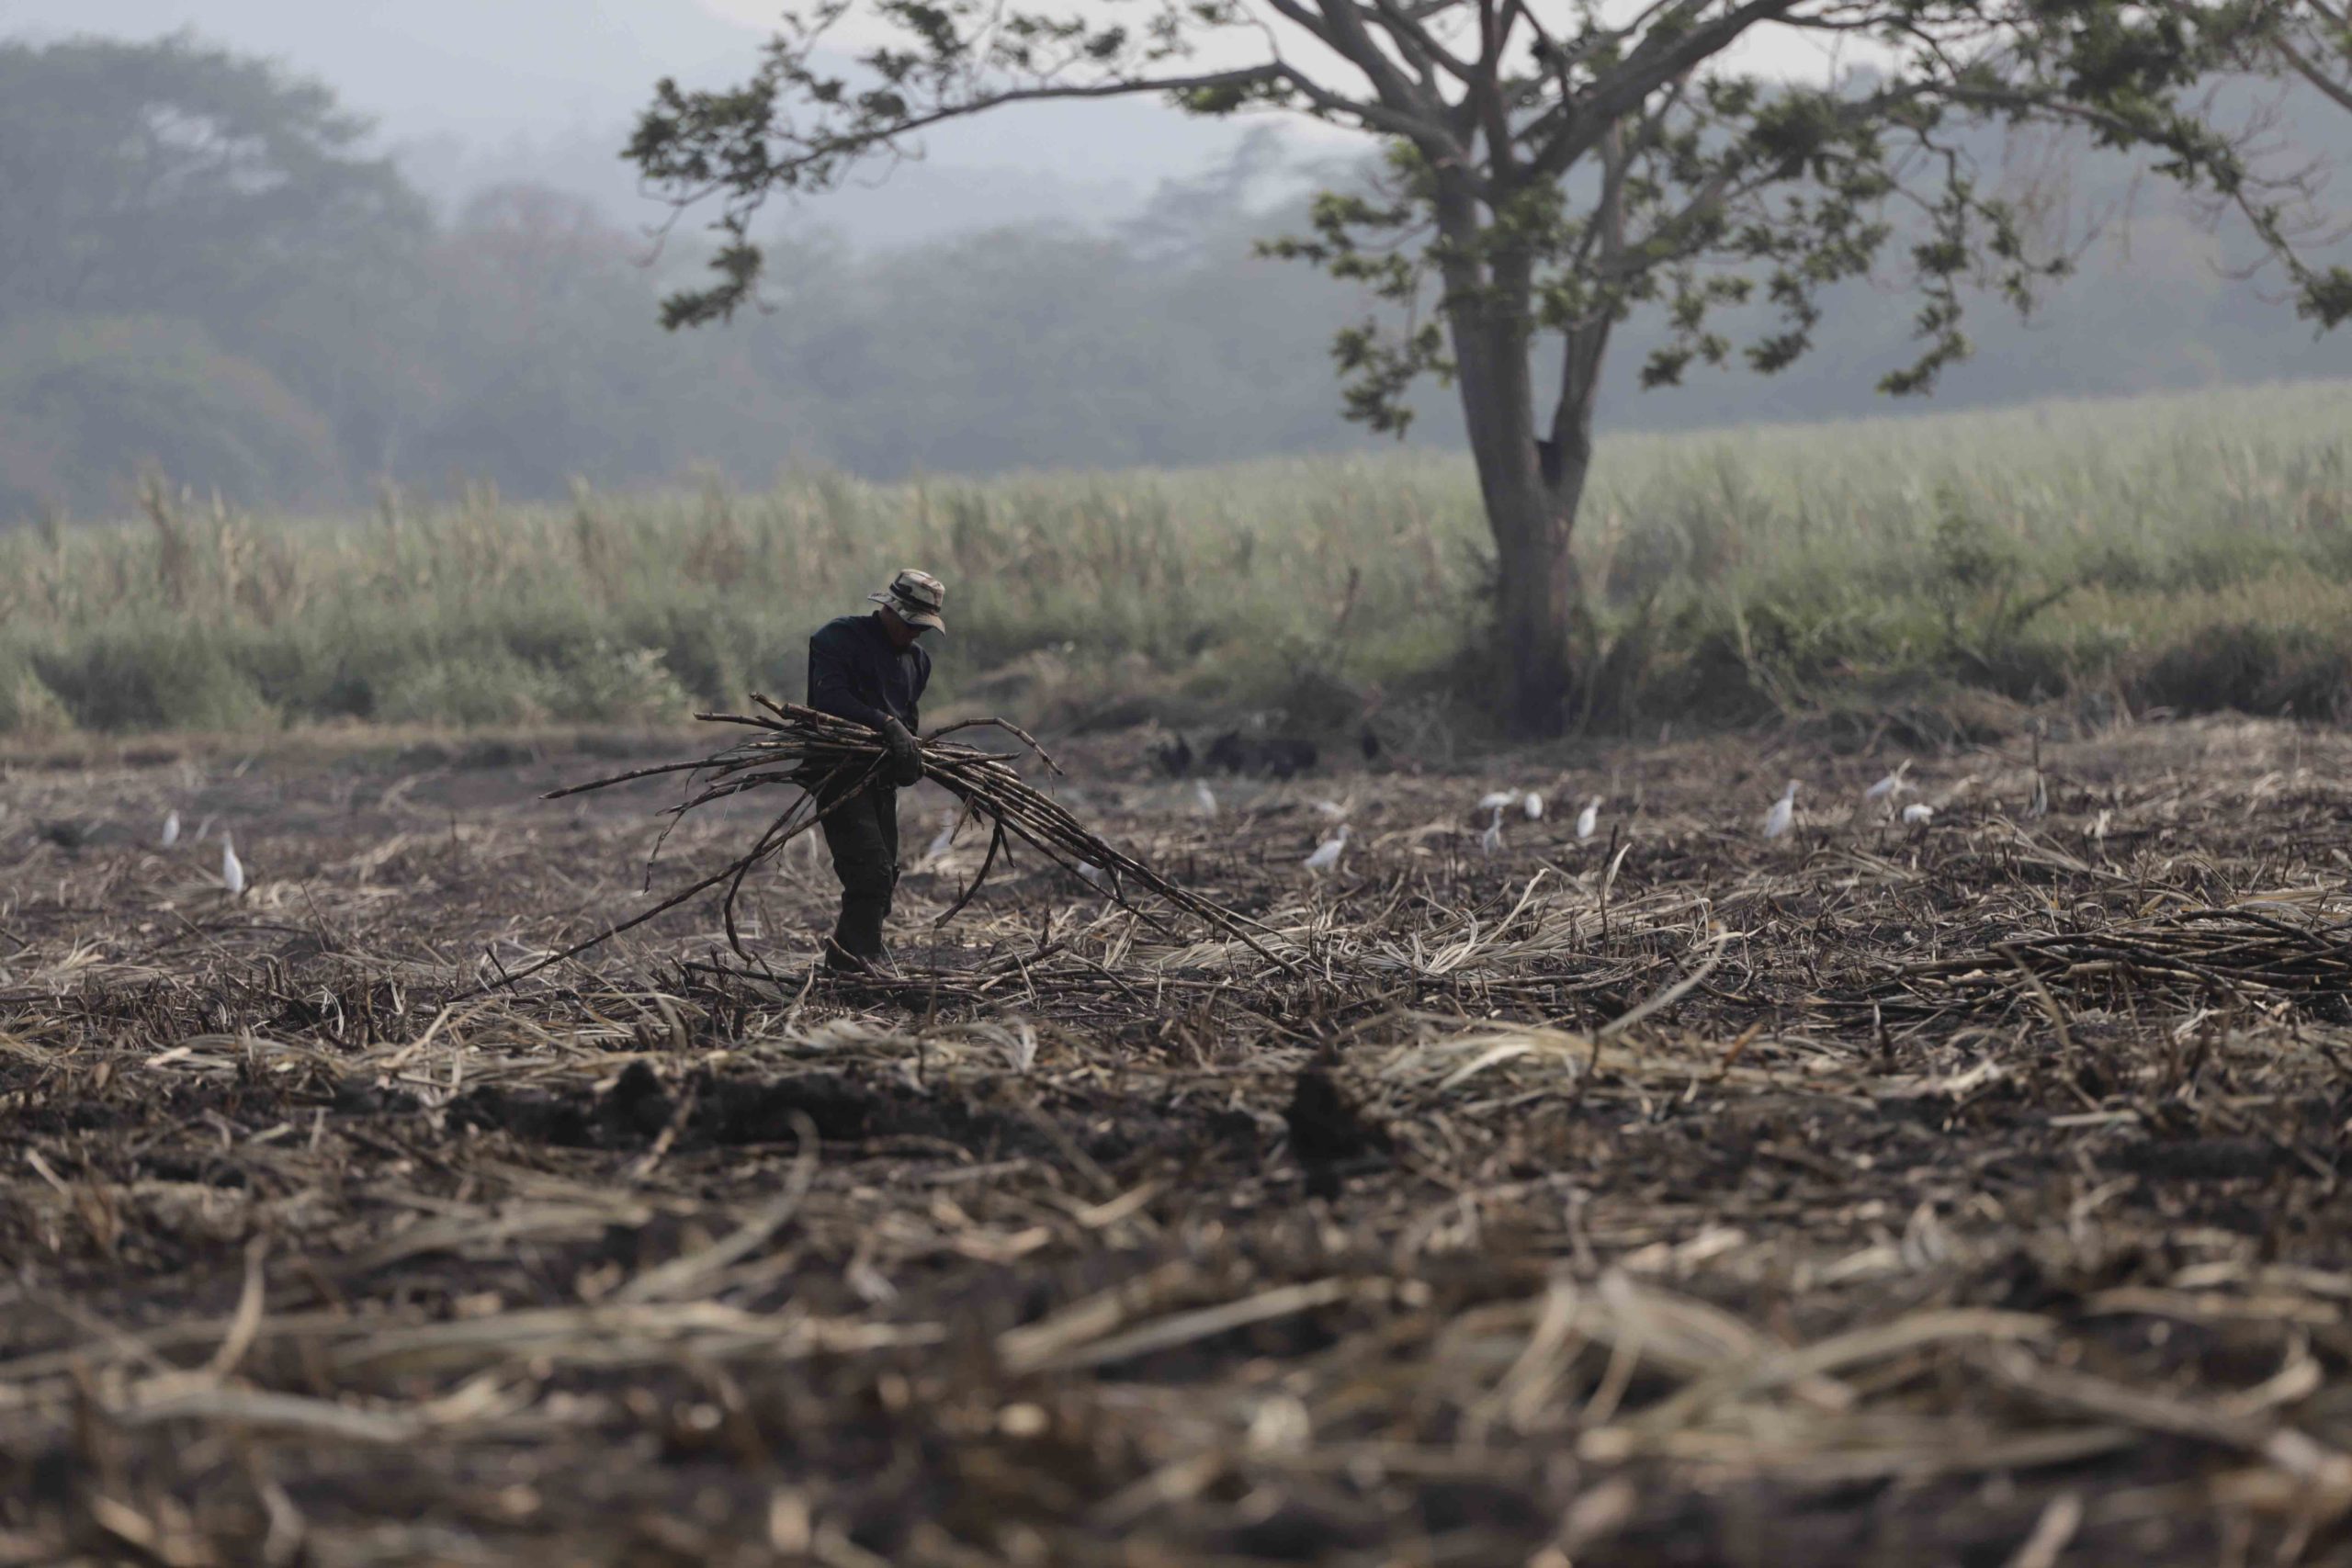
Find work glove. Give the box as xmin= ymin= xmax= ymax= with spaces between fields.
xmin=880 ymin=717 xmax=925 ymax=787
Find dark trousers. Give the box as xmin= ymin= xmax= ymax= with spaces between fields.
xmin=820 ymin=783 xmax=899 ymax=962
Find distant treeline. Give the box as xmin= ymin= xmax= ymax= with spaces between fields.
xmin=3 ymin=34 xmax=2347 ymax=520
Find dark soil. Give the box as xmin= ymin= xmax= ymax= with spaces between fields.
xmin=6 ymin=716 xmax=2352 ymax=1565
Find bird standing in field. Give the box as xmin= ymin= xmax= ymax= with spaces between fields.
xmin=1304 ymin=823 xmax=1349 ymax=873
xmin=1576 ymin=796 xmax=1601 ymax=841
xmin=161 ymin=810 xmax=180 ymax=849
xmin=1475 ymin=790 xmax=1520 ymax=856
xmin=220 ymin=832 xmax=246 ymax=897
xmin=1193 ymin=779 xmax=1218 ymax=817
xmin=1762 ymin=781 xmax=1799 ymax=840
xmin=1521 ymin=792 xmax=1544 ymax=822
xmin=922 ymin=814 xmax=958 ymax=863
xmin=1864 ymin=761 xmax=1910 ymax=805
xmin=1902 ymin=802 xmax=1934 ymax=825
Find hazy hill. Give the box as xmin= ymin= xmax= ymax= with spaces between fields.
xmin=0 ymin=23 xmax=2345 ymax=519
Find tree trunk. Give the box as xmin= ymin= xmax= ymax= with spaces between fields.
xmin=1430 ymin=171 xmax=1611 ymax=737
xmin=1486 ymin=441 xmax=1585 ymax=737
xmin=1442 ymin=288 xmax=1584 ymax=734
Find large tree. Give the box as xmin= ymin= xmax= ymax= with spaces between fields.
xmin=0 ymin=36 xmax=423 ymax=325
xmin=0 ymin=37 xmax=429 ymax=513
xmin=628 ymin=0 xmax=2341 ymax=732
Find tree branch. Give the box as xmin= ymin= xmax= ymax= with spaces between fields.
xmin=1258 ymin=0 xmax=1465 ymax=145
xmin=1306 ymin=0 xmax=1462 ymax=137
xmin=2269 ymin=30 xmax=2352 ymax=114
xmin=1365 ymin=0 xmax=1473 ymax=88
xmin=1532 ymin=0 xmax=1798 ymax=175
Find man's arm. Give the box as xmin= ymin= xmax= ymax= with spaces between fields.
xmin=808 ymin=626 xmax=893 ymax=731
xmin=906 ymin=646 xmax=931 ymax=736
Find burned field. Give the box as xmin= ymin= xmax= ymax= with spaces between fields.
xmin=6 ymin=717 xmax=2352 ymax=1565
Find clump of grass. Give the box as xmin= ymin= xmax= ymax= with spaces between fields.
xmin=0 ymin=652 xmax=74 ymax=739
xmin=4 ymin=379 xmax=2350 ymax=738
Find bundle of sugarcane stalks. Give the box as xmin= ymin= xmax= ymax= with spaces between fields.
xmin=484 ymin=696 xmax=1283 ymax=988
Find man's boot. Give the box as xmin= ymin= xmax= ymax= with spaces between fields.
xmin=824 ymin=897 xmax=888 ymax=975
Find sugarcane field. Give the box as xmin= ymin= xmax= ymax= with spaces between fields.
xmin=17 ymin=0 xmax=2352 ymax=1560
xmin=8 ymin=705 xmax=2352 ymax=1565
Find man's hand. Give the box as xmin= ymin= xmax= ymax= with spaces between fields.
xmin=880 ymin=718 xmax=924 ymax=787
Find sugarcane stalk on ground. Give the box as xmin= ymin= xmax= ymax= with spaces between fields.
xmin=480 ymin=698 xmax=1287 ymax=989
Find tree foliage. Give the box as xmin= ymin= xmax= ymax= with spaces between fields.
xmin=630 ymin=0 xmax=2343 ymax=401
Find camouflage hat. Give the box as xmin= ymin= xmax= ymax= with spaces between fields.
xmin=870 ymin=569 xmax=947 ymax=634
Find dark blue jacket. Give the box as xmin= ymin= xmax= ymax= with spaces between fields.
xmin=808 ymin=613 xmax=930 ymax=734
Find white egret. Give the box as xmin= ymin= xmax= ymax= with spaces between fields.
xmin=1521 ymin=792 xmax=1544 ymax=822
xmin=1193 ymin=779 xmax=1218 ymax=817
xmin=220 ymin=832 xmax=246 ymax=897
xmin=1304 ymin=823 xmax=1349 ymax=873
xmin=1901 ymin=802 xmax=1934 ymax=825
xmin=1864 ymin=761 xmax=1911 ymax=804
xmin=1576 ymin=796 xmax=1601 ymax=841
xmin=1477 ymin=789 xmax=1521 ymax=814
xmin=1479 ymin=817 xmax=1505 ymax=857
xmin=1762 ymin=781 xmax=1799 ymax=840
xmin=923 ymin=816 xmax=957 ymax=863
xmin=161 ymin=810 xmax=180 ymax=849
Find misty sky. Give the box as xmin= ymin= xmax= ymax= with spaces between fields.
xmin=4 ymin=0 xmax=1874 ymax=240
xmin=1 ymin=0 xmax=1272 ymax=237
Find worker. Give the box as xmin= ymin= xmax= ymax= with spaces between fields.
xmin=806 ymin=570 xmax=945 ymax=972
